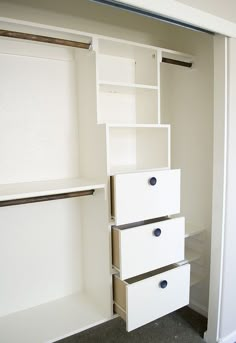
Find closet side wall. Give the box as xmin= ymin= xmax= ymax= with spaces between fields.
xmin=161 ymin=31 xmax=214 ymax=314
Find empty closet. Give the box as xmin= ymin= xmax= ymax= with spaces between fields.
xmin=0 ymin=1 xmax=226 ymax=342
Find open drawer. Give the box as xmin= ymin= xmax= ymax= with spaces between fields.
xmin=111 ymin=169 xmax=180 ymax=225
xmin=113 ymin=264 xmax=190 ymax=331
xmin=112 ymin=217 xmax=185 ymax=279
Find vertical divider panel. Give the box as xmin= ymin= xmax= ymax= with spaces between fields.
xmin=157 ymin=50 xmax=162 ymax=124
xmin=75 ymin=47 xmax=107 ymax=182
xmin=75 ymin=44 xmax=113 ymax=317
xmin=81 ymin=190 xmax=112 ymax=318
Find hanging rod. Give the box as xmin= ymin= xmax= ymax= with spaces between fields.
xmin=0 ymin=30 xmax=91 ymax=49
xmin=0 ymin=189 xmax=94 ymax=207
xmin=162 ymin=57 xmax=192 ymax=68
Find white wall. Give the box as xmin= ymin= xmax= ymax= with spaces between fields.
xmin=115 ymin=0 xmax=236 ymax=37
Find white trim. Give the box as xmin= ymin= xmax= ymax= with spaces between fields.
xmin=218 ymin=35 xmax=229 ymax=343
xmin=218 ymin=330 xmax=236 ymax=343
xmin=116 ymin=0 xmax=236 ymax=38
xmin=204 ymin=35 xmax=228 ymax=343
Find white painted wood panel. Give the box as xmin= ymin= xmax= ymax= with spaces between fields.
xmin=0 ymin=198 xmax=83 ymax=317
xmin=0 ymin=293 xmax=109 ymax=343
xmin=112 ymin=169 xmax=180 ymax=225
xmin=114 ymin=217 xmax=185 ymax=279
xmin=82 ymin=189 xmax=112 ymax=317
xmin=114 ymin=264 xmax=190 ymax=331
xmin=98 ymin=54 xmax=135 ymax=84
xmin=97 ymin=38 xmax=158 ymax=86
xmin=108 ymin=126 xmax=170 ymax=173
xmin=98 ymin=85 xmax=158 ymax=125
xmin=127 ymin=264 xmax=190 ymax=331
xmin=0 ymin=38 xmax=79 ymax=184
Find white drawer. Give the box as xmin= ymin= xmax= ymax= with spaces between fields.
xmin=112 ymin=217 xmax=185 ymax=280
xmin=111 ymin=169 xmax=180 ymax=225
xmin=114 ymin=264 xmax=190 ymax=331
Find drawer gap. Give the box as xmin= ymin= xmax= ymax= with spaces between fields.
xmin=112 ymin=216 xmax=169 ymax=230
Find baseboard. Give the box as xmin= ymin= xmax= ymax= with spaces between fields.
xmin=189 ymin=300 xmax=208 ymax=318
xmin=218 ymin=329 xmax=236 ymax=343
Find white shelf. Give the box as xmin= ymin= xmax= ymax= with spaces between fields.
xmin=185 ymin=223 xmax=205 ymax=238
xmin=0 ymin=293 xmax=109 ymax=343
xmin=112 ymin=267 xmax=119 ymax=275
xmin=0 ymin=178 xmax=105 ymax=202
xmin=177 ymin=249 xmax=201 ymax=266
xmin=191 ymin=273 xmax=203 ymax=287
xmin=185 ymin=249 xmax=201 ymax=263
xmin=99 ymin=81 xmax=158 ymax=91
xmin=107 ymin=124 xmax=169 ymax=128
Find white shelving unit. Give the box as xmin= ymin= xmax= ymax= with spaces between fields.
xmin=0 ymin=14 xmax=214 ymax=340
xmin=0 ymin=35 xmax=112 ymax=343
xmin=96 ymin=38 xmax=160 ymax=125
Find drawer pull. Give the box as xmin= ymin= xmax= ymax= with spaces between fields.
xmin=160 ymin=280 xmax=168 ymax=289
xmin=149 ymin=177 xmax=157 ymax=186
xmin=153 ymin=228 xmax=162 ymax=237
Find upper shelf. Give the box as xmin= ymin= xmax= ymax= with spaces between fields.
xmin=185 ymin=223 xmax=205 ymax=238
xmin=0 ymin=178 xmax=105 ymax=205
xmin=96 ymin=48 xmax=158 ymax=88
xmin=99 ymin=81 xmax=158 ymax=91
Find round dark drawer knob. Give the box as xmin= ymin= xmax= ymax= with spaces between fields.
xmin=160 ymin=280 xmax=168 ymax=289
xmin=149 ymin=177 xmax=157 ymax=186
xmin=153 ymin=228 xmax=162 ymax=237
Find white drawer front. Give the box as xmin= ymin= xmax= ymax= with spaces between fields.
xmin=113 ymin=217 xmax=185 ymax=280
xmin=112 ymin=169 xmax=180 ymax=225
xmin=114 ymin=264 xmax=190 ymax=332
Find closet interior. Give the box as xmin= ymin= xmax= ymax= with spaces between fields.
xmin=0 ymin=2 xmax=214 ymax=341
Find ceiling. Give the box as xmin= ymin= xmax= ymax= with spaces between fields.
xmin=175 ymin=0 xmax=236 ymax=23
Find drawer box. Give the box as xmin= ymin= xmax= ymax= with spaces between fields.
xmin=113 ymin=264 xmax=190 ymax=331
xmin=112 ymin=217 xmax=185 ymax=280
xmin=111 ymin=169 xmax=180 ymax=225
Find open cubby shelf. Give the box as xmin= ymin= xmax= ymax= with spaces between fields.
xmin=98 ymin=84 xmax=158 ymax=125
xmin=97 ymin=38 xmax=159 ymax=87
xmin=106 ymin=125 xmax=170 ymax=174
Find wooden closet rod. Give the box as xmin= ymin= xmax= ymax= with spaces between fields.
xmin=162 ymin=57 xmax=192 ymax=68
xmin=0 ymin=30 xmax=91 ymax=49
xmin=0 ymin=189 xmax=95 ymax=207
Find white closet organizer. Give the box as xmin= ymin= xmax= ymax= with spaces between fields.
xmin=0 ymin=27 xmax=208 ymax=342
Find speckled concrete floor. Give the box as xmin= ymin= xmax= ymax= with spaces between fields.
xmin=57 ymin=307 xmax=207 ymax=343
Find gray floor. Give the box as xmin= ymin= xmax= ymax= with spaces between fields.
xmin=57 ymin=307 xmax=207 ymax=343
